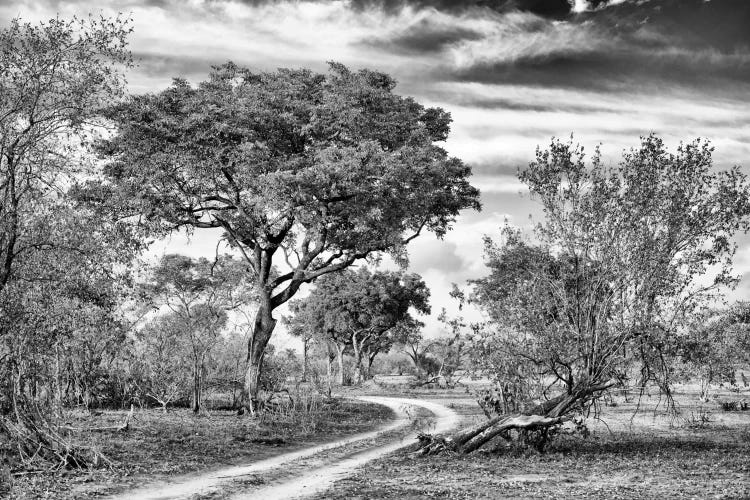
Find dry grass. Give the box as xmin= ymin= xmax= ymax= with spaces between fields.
xmin=2 ymin=397 xmax=393 ymax=500
xmin=312 ymin=384 xmax=750 ymax=500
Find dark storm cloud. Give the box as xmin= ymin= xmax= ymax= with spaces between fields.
xmin=347 ymin=0 xmax=573 ymax=17
xmin=445 ymin=47 xmax=750 ymax=92
xmin=358 ymin=19 xmax=484 ymax=55
xmin=585 ymin=0 xmax=750 ymax=51
xmin=224 ymin=0 xmax=574 ymax=18
xmin=447 ymin=95 xmax=611 ymax=114
xmin=432 ymin=0 xmax=750 ymax=92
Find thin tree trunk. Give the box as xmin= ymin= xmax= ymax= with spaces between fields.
xmin=352 ymin=332 xmax=363 ymax=385
xmin=335 ymin=344 xmax=345 ymax=386
xmin=54 ymin=341 xmax=62 ymax=416
xmin=302 ymin=338 xmax=309 ymax=383
xmin=192 ymin=359 xmax=201 ymax=414
xmin=326 ymin=352 xmax=333 ymax=396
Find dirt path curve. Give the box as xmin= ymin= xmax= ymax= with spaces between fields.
xmin=108 ymin=396 xmax=459 ymax=500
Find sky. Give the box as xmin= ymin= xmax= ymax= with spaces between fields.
xmin=3 ymin=0 xmax=750 ymax=345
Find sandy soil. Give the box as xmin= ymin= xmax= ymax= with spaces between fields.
xmin=102 ymin=396 xmax=460 ymax=500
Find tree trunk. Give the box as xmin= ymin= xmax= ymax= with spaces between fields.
xmin=352 ymin=333 xmax=363 ymax=385
xmin=335 ymin=344 xmax=345 ymax=386
xmin=54 ymin=341 xmax=62 ymax=416
xmin=302 ymin=338 xmax=309 ymax=383
xmin=326 ymin=352 xmax=333 ymax=396
xmin=365 ymin=351 xmax=377 ymax=380
xmin=244 ymin=299 xmax=277 ymax=412
xmin=192 ymin=360 xmax=201 ymax=414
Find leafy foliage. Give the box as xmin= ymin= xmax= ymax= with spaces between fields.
xmin=91 ymin=61 xmax=480 ymax=400
xmin=288 ymin=268 xmax=430 ymax=384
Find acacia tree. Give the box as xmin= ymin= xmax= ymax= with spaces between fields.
xmin=402 ymin=328 xmax=438 ymax=377
xmin=288 ymin=268 xmax=430 ymax=385
xmin=418 ymin=136 xmax=750 ymax=455
xmin=94 ymin=62 xmax=479 ymax=406
xmin=143 ymin=254 xmax=253 ymax=413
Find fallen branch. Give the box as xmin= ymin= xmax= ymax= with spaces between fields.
xmin=59 ymin=404 xmax=135 ymax=433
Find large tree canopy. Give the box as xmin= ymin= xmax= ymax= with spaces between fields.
xmin=94 ymin=62 xmax=480 ymax=405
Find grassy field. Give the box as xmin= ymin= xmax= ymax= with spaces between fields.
xmin=2 ymin=397 xmax=393 ymax=500
xmin=315 ymin=383 xmax=750 ymax=500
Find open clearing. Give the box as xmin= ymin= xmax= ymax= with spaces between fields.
xmin=312 ymin=386 xmax=750 ymax=499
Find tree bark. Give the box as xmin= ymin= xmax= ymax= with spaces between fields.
xmin=244 ymin=299 xmax=276 ymax=411
xmin=302 ymin=338 xmax=309 ymax=383
xmin=335 ymin=343 xmax=345 ymax=386
xmin=352 ymin=332 xmax=363 ymax=385
xmin=365 ymin=351 xmax=377 ymax=380
xmin=191 ymin=360 xmax=201 ymax=414
xmin=326 ymin=352 xmax=333 ymax=396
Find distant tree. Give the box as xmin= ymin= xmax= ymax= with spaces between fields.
xmin=211 ymin=323 xmax=251 ymax=408
xmin=419 ymin=136 xmax=750 ymax=455
xmin=288 ymin=268 xmax=430 ymax=385
xmin=284 ymin=305 xmax=315 ymax=383
xmin=678 ymin=302 xmax=750 ymax=399
xmin=94 ymin=62 xmax=480 ymax=408
xmin=132 ymin=314 xmax=191 ymax=411
xmin=142 ymin=254 xmax=253 ymax=413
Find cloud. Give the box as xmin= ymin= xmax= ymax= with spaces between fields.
xmin=358 ymin=17 xmax=484 ymax=55
xmin=348 ymin=0 xmax=575 ymax=18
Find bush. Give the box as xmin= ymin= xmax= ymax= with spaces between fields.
xmin=260 ymin=346 xmax=302 ymax=392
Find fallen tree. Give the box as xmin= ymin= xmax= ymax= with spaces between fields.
xmin=417 ymin=382 xmax=612 ymax=454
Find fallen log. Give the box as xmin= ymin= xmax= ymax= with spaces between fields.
xmin=416 ymin=414 xmax=567 ymax=455
xmin=416 ymin=381 xmax=615 ymax=454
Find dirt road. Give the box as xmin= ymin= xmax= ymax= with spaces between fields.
xmin=107 ymin=396 xmax=459 ymax=500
